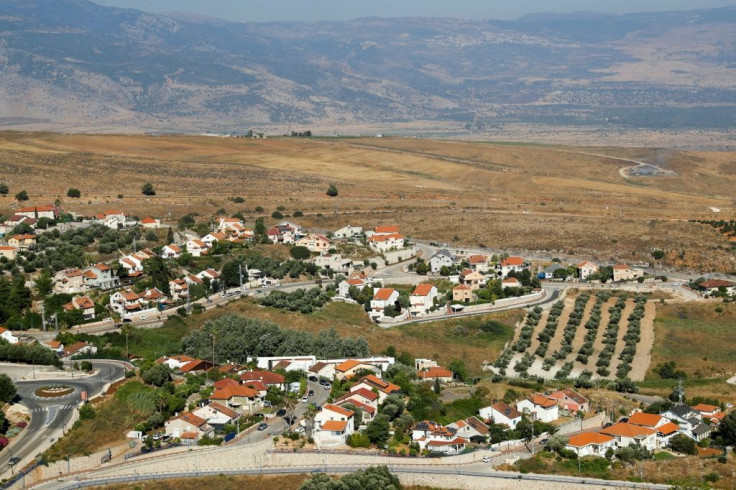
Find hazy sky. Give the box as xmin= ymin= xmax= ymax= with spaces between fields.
xmin=92 ymin=0 xmax=736 ymax=22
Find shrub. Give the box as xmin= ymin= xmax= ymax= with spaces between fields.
xmin=271 ymin=211 xmax=283 ymax=219
xmin=326 ymin=184 xmax=338 ymax=197
xmin=67 ymin=188 xmax=81 ymax=198
xmin=141 ymin=183 xmax=156 ymax=195
xmin=347 ymin=432 xmax=371 ymax=448
xmin=15 ymin=190 xmax=29 ymax=201
xmin=293 ymin=210 xmax=303 ymax=217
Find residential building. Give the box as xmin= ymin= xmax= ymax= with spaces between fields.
xmin=169 ymin=279 xmax=189 ymax=301
xmin=548 ymin=388 xmax=590 ymax=413
xmin=411 ymin=420 xmax=467 ymax=455
xmin=502 ymin=277 xmax=522 ymax=289
xmin=314 ymin=404 xmax=355 ymax=448
xmin=254 ymin=356 xmax=316 ymax=372
xmin=156 ymin=355 xmax=197 ymax=370
xmin=662 ymin=405 xmax=701 ymax=428
xmin=296 ymin=234 xmax=331 ymax=254
xmin=628 ymin=412 xmax=667 ymax=430
xmin=186 ymin=239 xmax=209 ymax=257
xmin=266 ymin=221 xmax=302 ymax=244
xmin=334 ymin=397 xmax=376 ymax=424
xmin=62 ymin=341 xmax=97 ymax=359
xmin=350 ymin=374 xmax=401 ymax=403
xmin=309 ymin=361 xmax=336 ymax=379
xmin=498 ymin=256 xmax=527 ymax=278
xmin=82 ymin=263 xmax=119 ymax=290
xmin=479 ymin=402 xmax=522 ymax=428
xmin=0 ymin=245 xmax=18 ymax=260
xmin=110 ymin=289 xmax=142 ymax=315
xmin=369 ymin=288 xmax=400 ymax=319
xmin=540 ymin=264 xmax=567 ymax=280
xmin=578 ymin=261 xmax=598 ymax=280
xmin=202 ymin=232 xmax=227 ymax=248
xmin=314 ymin=254 xmax=353 ymax=275
xmin=197 ymin=269 xmax=221 ymax=282
xmin=0 ymin=326 xmax=19 ymax=344
xmin=447 ymin=417 xmax=490 ymax=442
xmin=657 ymin=421 xmax=682 ymax=446
xmin=140 ymin=217 xmax=161 ymax=228
xmin=164 ymin=412 xmax=214 ymax=443
xmin=517 ymin=394 xmax=559 ymax=423
xmin=240 ymin=370 xmax=286 ymax=390
xmin=332 ymin=225 xmax=363 ymax=239
xmin=192 ymin=401 xmax=240 ymax=429
xmin=365 ymin=225 xmax=400 ymax=238
xmin=8 ymin=234 xmax=37 ymax=249
xmin=16 ymin=204 xmax=59 ymax=220
xmin=335 ymin=359 xmax=381 ymax=380
xmin=468 ymin=254 xmax=490 ymax=273
xmin=692 ymin=404 xmax=720 ymax=419
xmin=338 ymin=278 xmax=365 ymax=298
xmin=600 ymin=423 xmax=657 ymax=450
xmin=335 ymin=387 xmax=379 ymax=412
xmin=367 ymin=233 xmax=404 ymax=252
xmin=210 ymin=384 xmax=262 ymax=414
xmin=53 ymin=268 xmax=85 ymax=294
xmin=612 ymin=264 xmax=643 ymax=282
xmin=566 ymin=432 xmax=616 ymax=457
xmin=410 ymin=283 xmax=438 ymax=316
xmin=698 ymin=279 xmax=736 ymax=295
xmin=452 ymin=284 xmax=473 ymax=303
xmin=42 ymin=340 xmax=64 ymax=355
xmin=459 ymin=269 xmax=485 ymax=290
xmin=63 ymin=295 xmax=96 ymax=320
xmin=417 ymin=366 xmax=454 ymax=383
xmin=162 ymin=244 xmax=182 ymax=259
xmin=429 ymin=249 xmax=454 ymax=274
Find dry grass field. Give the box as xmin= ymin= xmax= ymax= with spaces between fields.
xmin=0 ymin=131 xmax=734 ymax=271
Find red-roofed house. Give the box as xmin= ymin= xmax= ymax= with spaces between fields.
xmin=140 ymin=217 xmax=161 ymax=228
xmin=162 ymin=244 xmax=182 ymax=259
xmin=452 ymin=284 xmax=473 ymax=303
xmin=192 ymin=401 xmax=241 ymax=427
xmin=578 ymin=261 xmax=599 ymax=281
xmin=187 ymin=239 xmax=209 ymax=257
xmin=164 ymin=412 xmax=213 ymax=443
xmin=548 ymin=388 xmax=590 ymax=413
xmin=498 ymin=256 xmax=527 ymax=278
xmin=210 ymin=384 xmax=262 ymax=414
xmin=566 ymin=432 xmax=615 ymax=457
xmin=63 ymin=295 xmax=96 ymax=320
xmin=156 ymin=355 xmax=196 ymax=369
xmin=314 ymin=404 xmax=355 ymax=447
xmin=0 ymin=245 xmax=18 ymax=261
xmin=410 ymin=283 xmax=438 ymax=316
xmin=448 ymin=416 xmax=489 ymax=441
xmin=459 ymin=269 xmax=485 ymax=290
xmin=369 ymin=288 xmax=400 ymax=320
xmin=467 ymin=254 xmax=490 ymax=273
xmin=600 ymin=423 xmax=657 ymax=450
xmin=613 ymin=264 xmax=643 ymax=282
xmin=16 ymin=204 xmax=59 ymax=220
xmin=517 ymin=394 xmax=560 ymax=423
xmin=335 ymin=359 xmax=381 ymax=380
xmin=169 ymin=278 xmax=189 ymax=301
xmin=698 ymin=280 xmax=736 ymax=295
xmin=202 ymin=232 xmax=227 ymax=248
xmin=296 ymin=234 xmax=332 ymax=254
xmin=479 ymin=402 xmax=522 ymax=428
xmin=502 ymin=277 xmax=522 ymax=289
xmin=338 ymin=278 xmax=365 ymax=298
xmin=110 ymin=289 xmax=142 ymax=315
xmin=309 ymin=361 xmax=336 ymax=379
xmin=417 ymin=366 xmax=454 ymax=384
xmin=628 ymin=412 xmax=666 ymax=430
xmin=350 ymin=374 xmax=401 ymax=403
xmin=240 ymin=370 xmax=285 ymax=390
xmin=8 ymin=234 xmax=37 ymax=249
xmin=411 ymin=420 xmax=467 ymax=455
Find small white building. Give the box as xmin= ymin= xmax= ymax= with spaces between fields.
xmin=332 ymin=225 xmax=363 ymax=239
xmin=369 ymin=287 xmax=400 ymax=320
xmin=409 ymin=283 xmax=438 ymax=316
xmin=313 ymin=404 xmax=355 ymax=448
xmin=600 ymin=423 xmax=657 ymax=451
xmin=367 ymin=233 xmax=404 ymax=253
xmin=479 ymin=402 xmax=522 ymax=428
xmin=578 ymin=261 xmax=598 ymax=280
xmin=498 ymin=256 xmax=527 ymax=278
xmin=338 ymin=278 xmax=365 ymax=298
xmin=0 ymin=326 xmax=19 ymax=344
xmin=186 ymin=239 xmax=209 ymax=257
xmin=517 ymin=395 xmax=559 ymax=423
xmin=566 ymin=432 xmax=616 ymax=457
xmin=296 ymin=234 xmax=332 ymax=254
xmin=161 ymin=244 xmax=182 ymax=259
xmin=612 ymin=264 xmax=644 ymax=282
xmin=429 ymin=249 xmax=454 ymax=274
xmin=411 ymin=420 xmax=467 ymax=455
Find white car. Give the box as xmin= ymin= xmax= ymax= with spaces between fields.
xmin=140 ymin=315 xmax=148 ymax=320
xmin=482 ymin=456 xmax=491 ymax=463
xmin=301 ymin=395 xmax=309 ymax=403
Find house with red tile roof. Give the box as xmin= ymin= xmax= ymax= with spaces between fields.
xmin=202 ymin=232 xmax=227 ymax=248
xmin=140 ymin=216 xmax=161 ymax=228
xmin=452 ymin=284 xmax=473 ymax=303
xmin=577 ymin=261 xmax=599 ymax=281
xmin=517 ymin=394 xmax=560 ymax=423
xmin=417 ymin=366 xmax=454 ymax=384
xmin=335 ymin=397 xmax=376 ymax=423
xmin=110 ymin=289 xmax=143 ymax=315
xmin=309 ymin=361 xmax=336 ymax=379
xmin=42 ymin=340 xmax=64 ymax=355
xmin=502 ymin=277 xmax=522 ymax=289
xmin=459 ymin=269 xmax=485 ymax=290
xmin=192 ymin=401 xmax=240 ymax=427
xmin=335 ymin=359 xmax=381 ymax=380
xmin=0 ymin=245 xmax=18 ymax=261
xmin=369 ymin=288 xmax=400 ymax=320
xmin=179 ymin=359 xmax=216 ymax=374
xmin=164 ymin=412 xmax=213 ymax=443
xmin=467 ymin=254 xmax=490 ymax=273
xmin=411 ymin=420 xmax=468 ymax=455
xmin=612 ymin=264 xmax=644 ymax=282
xmin=169 ymin=278 xmax=189 ymax=301
xmin=338 ymin=277 xmax=366 ymax=298
xmin=155 ymin=355 xmax=197 ymax=370
xmin=367 ymin=233 xmax=404 ymax=253
xmin=479 ymin=401 xmax=522 ymax=428
xmin=628 ymin=412 xmax=667 ymax=430
xmin=162 ymin=244 xmax=182 ymax=259
xmin=447 ymin=416 xmax=489 ymax=441
xmin=210 ymin=384 xmax=262 ymax=413
xmin=8 ymin=234 xmax=37 ymax=249
xmin=497 ymin=256 xmax=528 ymax=278
xmin=53 ymin=268 xmax=85 ymax=294
xmin=240 ymin=370 xmax=286 ymax=390
xmin=566 ymin=432 xmax=615 ymax=457
xmin=350 ymin=374 xmax=401 ymax=403
xmin=296 ymin=234 xmax=332 ymax=254
xmin=548 ymin=388 xmax=590 ymax=413
xmin=186 ymin=239 xmax=209 ymax=257
xmin=63 ymin=295 xmax=96 ymax=320
xmin=62 ymin=341 xmax=97 ymax=359
xmin=16 ymin=204 xmax=59 ymax=220
xmin=314 ymin=404 xmax=355 ymax=448
xmin=698 ymin=279 xmax=736 ymax=295
xmin=410 ymin=283 xmax=438 ymax=316
xmin=600 ymin=422 xmax=657 ymax=450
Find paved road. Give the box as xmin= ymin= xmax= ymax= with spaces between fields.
xmin=0 ymin=360 xmax=127 ymax=479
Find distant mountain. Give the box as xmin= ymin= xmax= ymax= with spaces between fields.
xmin=1 ymin=0 xmax=735 ymax=133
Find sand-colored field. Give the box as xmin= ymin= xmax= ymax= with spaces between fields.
xmin=1 ymin=131 xmax=735 ymax=270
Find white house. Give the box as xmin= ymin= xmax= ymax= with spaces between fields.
xmin=459 ymin=269 xmax=485 ymax=290
xmin=411 ymin=420 xmax=467 ymax=455
xmin=447 ymin=417 xmax=490 ymax=441
xmin=164 ymin=412 xmax=214 ymax=444
xmin=217 ymin=217 xmax=244 ymax=233
xmin=468 ymin=254 xmax=490 ymax=273
xmin=600 ymin=423 xmax=657 ymax=451
xmin=161 ymin=244 xmax=182 ymax=259
xmin=498 ymin=256 xmax=527 ymax=278
xmin=612 ymin=264 xmax=644 ymax=282
xmin=517 ymin=395 xmax=559 ymax=423
xmin=566 ymin=432 xmax=616 ymax=457
xmin=369 ymin=288 xmax=400 ymax=320
xmin=140 ymin=217 xmax=161 ymax=229
xmin=186 ymin=239 xmax=209 ymax=257
xmin=479 ymin=402 xmax=522 ymax=428
xmin=502 ymin=277 xmax=522 ymax=289
xmin=53 ymin=268 xmax=85 ymax=294
xmin=296 ymin=234 xmax=332 ymax=254
xmin=429 ymin=249 xmax=454 ymax=273
xmin=16 ymin=204 xmax=58 ymax=220
xmin=314 ymin=254 xmax=353 ymax=275
xmin=192 ymin=401 xmax=241 ymax=428
xmin=338 ymin=278 xmax=365 ymax=298
xmin=110 ymin=289 xmax=142 ymax=315
xmin=409 ymin=283 xmax=438 ymax=316
xmin=578 ymin=261 xmax=598 ymax=280
xmin=332 ymin=225 xmax=363 ymax=239
xmin=82 ymin=263 xmax=119 ymax=290
xmin=63 ymin=295 xmax=96 ymax=320
xmin=349 ymin=374 xmax=401 ymax=403
xmin=0 ymin=245 xmax=18 ymax=261
xmin=309 ymin=361 xmax=336 ymax=380
xmin=367 ymin=233 xmax=404 ymax=253
xmin=417 ymin=366 xmax=454 ymax=384
xmin=0 ymin=326 xmax=19 ymax=344
xmin=313 ymin=404 xmax=355 ymax=448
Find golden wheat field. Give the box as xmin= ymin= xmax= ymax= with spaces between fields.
xmin=1 ymin=131 xmax=734 ymax=271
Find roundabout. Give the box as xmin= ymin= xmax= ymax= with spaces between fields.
xmin=34 ymin=385 xmax=76 ymax=398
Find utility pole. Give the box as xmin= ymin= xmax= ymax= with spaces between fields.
xmin=41 ymin=305 xmax=46 ymax=332
xmin=238 ymin=264 xmax=244 ymax=293
xmin=678 ymin=377 xmax=683 ymax=404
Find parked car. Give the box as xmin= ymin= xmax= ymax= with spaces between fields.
xmin=319 ymin=379 xmax=328 ymax=385
xmin=8 ymin=456 xmax=20 ymax=466
xmin=140 ymin=315 xmax=148 ymax=320
xmin=307 ymin=390 xmax=314 ymax=397
xmin=482 ymin=456 xmax=491 ymax=463
xmin=324 ymin=384 xmax=331 ymax=390
xmin=257 ymin=422 xmax=268 ymax=431
xmin=308 ymin=375 xmax=318 ymax=382
xmin=276 ymin=409 xmax=286 ymax=417
xmin=301 ymin=395 xmax=309 ymax=403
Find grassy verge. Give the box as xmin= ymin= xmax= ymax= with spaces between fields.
xmin=45 ymin=380 xmax=155 ymax=460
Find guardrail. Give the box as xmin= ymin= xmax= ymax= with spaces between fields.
xmin=1 ymin=459 xmax=44 ymax=490
xmin=48 ymin=464 xmax=671 ymax=490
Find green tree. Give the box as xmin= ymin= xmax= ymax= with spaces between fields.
xmin=67 ymin=188 xmax=81 ymax=198
xmin=141 ymin=182 xmax=156 ymax=195
xmin=299 ymin=466 xmax=400 ymax=490
xmin=145 ymin=230 xmax=158 ymax=242
xmin=15 ymin=190 xmax=29 ymax=201
xmin=716 ymin=411 xmax=736 ymax=446
xmin=221 ymin=260 xmax=245 ymax=288
xmin=652 ymin=249 xmax=666 ymax=260
xmin=365 ymin=414 xmax=391 ymax=446
xmin=34 ymin=270 xmax=54 ymax=297
xmin=167 ymin=226 xmax=174 ymax=244
xmin=290 ymin=246 xmax=311 ymax=260
xmin=0 ymin=182 xmax=8 ymax=195
xmin=415 ymin=261 xmax=428 ymax=275
xmin=79 ymin=404 xmax=96 ymax=420
xmin=448 ymin=359 xmax=467 ymax=382
xmin=271 ymin=211 xmax=283 ymax=219
xmin=254 ymin=217 xmax=267 ymax=243
xmin=0 ymin=373 xmax=17 ymax=403
xmin=142 ymin=364 xmax=172 ymax=387
xmin=144 ymin=257 xmax=172 ymax=295
xmin=326 ymin=184 xmax=338 ymax=197
xmin=669 ymin=434 xmax=697 ymax=455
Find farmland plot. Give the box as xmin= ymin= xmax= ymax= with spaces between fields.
xmin=494 ymin=291 xmax=656 ymax=381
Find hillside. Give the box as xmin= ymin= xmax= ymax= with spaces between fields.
xmin=0 ymin=131 xmax=734 ymax=272
xmin=1 ymin=1 xmax=736 ymax=143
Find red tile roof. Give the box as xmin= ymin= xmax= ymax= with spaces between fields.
xmin=213 ymin=378 xmax=239 ymax=390
xmin=374 ymin=225 xmax=399 ymax=234
xmin=501 ymin=256 xmax=524 ymax=266
xmin=567 ymin=432 xmax=614 ymax=447
xmin=176 ymin=411 xmax=208 ymax=427
xmin=323 ymin=404 xmax=354 ymax=418
xmin=468 ymin=255 xmax=487 ymax=264
xmin=657 ymin=422 xmax=680 ymax=436
xmin=699 ymin=280 xmax=736 ymax=289
xmin=528 ymin=394 xmax=557 ymax=408
xmin=355 ymin=375 xmax=401 ymax=395
xmin=601 ymin=423 xmax=656 ymax=438
xmin=336 ymin=359 xmax=364 ymax=372
xmin=628 ymin=412 xmax=662 ymax=428
xmin=207 ymin=401 xmax=240 ymax=419
xmin=418 ymin=367 xmax=453 ymax=379
xmin=240 ymin=370 xmax=285 ymax=385
xmin=373 ymin=288 xmax=396 ymax=301
xmin=412 ymin=283 xmax=435 ymax=296
xmin=321 ymin=420 xmax=348 ymax=432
